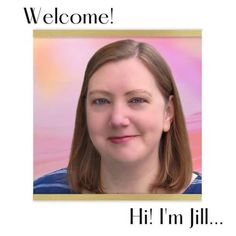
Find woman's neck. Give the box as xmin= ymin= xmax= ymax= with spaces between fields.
xmin=100 ymin=156 xmax=159 ymax=194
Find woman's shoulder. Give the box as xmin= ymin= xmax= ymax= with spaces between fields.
xmin=33 ymin=168 xmax=73 ymax=194
xmin=183 ymin=172 xmax=202 ymax=194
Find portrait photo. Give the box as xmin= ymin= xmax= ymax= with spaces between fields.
xmin=33 ymin=30 xmax=202 ymax=200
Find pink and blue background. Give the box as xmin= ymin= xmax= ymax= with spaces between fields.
xmin=34 ymin=36 xmax=201 ymax=179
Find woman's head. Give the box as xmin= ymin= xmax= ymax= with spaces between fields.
xmin=68 ymin=39 xmax=192 ymax=193
xmin=86 ymin=57 xmax=174 ymax=167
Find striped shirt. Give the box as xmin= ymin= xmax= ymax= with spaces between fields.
xmin=33 ymin=168 xmax=202 ymax=194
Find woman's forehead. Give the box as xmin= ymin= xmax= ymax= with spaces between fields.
xmin=88 ymin=58 xmax=158 ymax=90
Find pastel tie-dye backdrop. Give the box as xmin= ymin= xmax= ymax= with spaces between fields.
xmin=34 ymin=33 xmax=201 ymax=179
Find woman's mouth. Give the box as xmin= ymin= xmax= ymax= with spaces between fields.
xmin=108 ymin=135 xmax=139 ymax=144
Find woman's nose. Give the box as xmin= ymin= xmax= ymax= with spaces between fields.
xmin=109 ymin=104 xmax=130 ymax=128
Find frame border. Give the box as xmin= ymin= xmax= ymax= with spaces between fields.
xmin=33 ymin=29 xmax=201 ymax=38
xmin=33 ymin=194 xmax=201 ymax=200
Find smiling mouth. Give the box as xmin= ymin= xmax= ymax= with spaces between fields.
xmin=108 ymin=135 xmax=139 ymax=144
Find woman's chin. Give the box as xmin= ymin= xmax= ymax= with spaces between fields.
xmin=105 ymin=152 xmax=145 ymax=164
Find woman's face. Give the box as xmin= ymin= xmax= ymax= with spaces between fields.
xmin=86 ymin=58 xmax=173 ymax=164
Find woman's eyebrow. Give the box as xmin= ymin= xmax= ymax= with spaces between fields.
xmin=125 ymin=89 xmax=152 ymax=97
xmin=88 ymin=90 xmax=112 ymax=96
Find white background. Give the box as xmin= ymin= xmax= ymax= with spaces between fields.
xmin=0 ymin=0 xmax=236 ymax=235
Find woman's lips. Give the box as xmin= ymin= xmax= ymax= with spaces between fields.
xmin=108 ymin=135 xmax=139 ymax=144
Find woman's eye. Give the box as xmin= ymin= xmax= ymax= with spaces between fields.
xmin=129 ymin=97 xmax=147 ymax=104
xmin=92 ymin=98 xmax=110 ymax=105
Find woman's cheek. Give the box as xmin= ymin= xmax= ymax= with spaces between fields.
xmin=87 ymin=112 xmax=108 ymax=135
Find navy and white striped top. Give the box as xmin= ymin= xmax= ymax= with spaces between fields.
xmin=33 ymin=168 xmax=202 ymax=194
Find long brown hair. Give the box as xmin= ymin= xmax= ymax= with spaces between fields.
xmin=67 ymin=39 xmax=192 ymax=193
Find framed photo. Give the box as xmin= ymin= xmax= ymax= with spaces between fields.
xmin=34 ymin=30 xmax=201 ymax=200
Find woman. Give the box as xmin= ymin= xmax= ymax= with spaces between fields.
xmin=34 ymin=39 xmax=201 ymax=194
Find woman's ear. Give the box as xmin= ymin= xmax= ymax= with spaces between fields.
xmin=163 ymin=95 xmax=174 ymax=132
